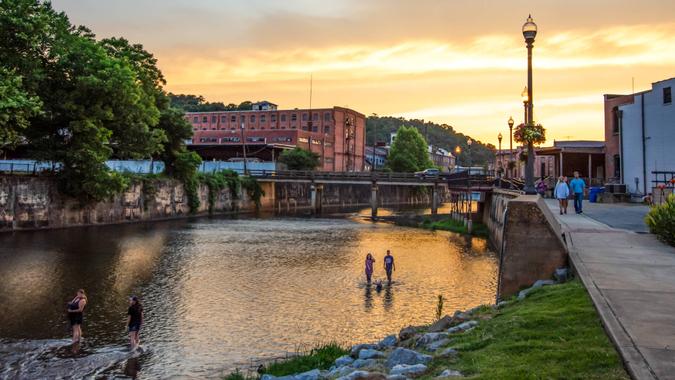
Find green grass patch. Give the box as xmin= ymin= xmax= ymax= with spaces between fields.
xmin=262 ymin=342 xmax=348 ymax=377
xmin=424 ymin=280 xmax=629 ymax=380
xmin=419 ymin=217 xmax=489 ymax=237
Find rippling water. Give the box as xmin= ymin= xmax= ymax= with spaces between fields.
xmin=0 ymin=212 xmax=497 ymax=378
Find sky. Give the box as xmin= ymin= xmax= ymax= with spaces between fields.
xmin=51 ymin=0 xmax=675 ymax=146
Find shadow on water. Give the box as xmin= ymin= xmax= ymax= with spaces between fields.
xmin=0 ymin=203 xmax=496 ymax=378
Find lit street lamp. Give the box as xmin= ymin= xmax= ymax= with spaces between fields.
xmin=522 ymin=14 xmax=537 ymax=194
xmin=240 ymin=121 xmax=248 ymax=175
xmin=467 ymin=138 xmax=472 ymax=170
xmin=521 ymin=87 xmax=529 ymax=123
xmin=497 ymin=132 xmax=503 ymax=177
xmin=508 ymin=116 xmax=514 ymax=178
xmin=454 ymin=146 xmax=461 ymax=170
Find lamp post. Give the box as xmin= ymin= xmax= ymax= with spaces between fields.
xmin=522 ymin=14 xmax=537 ymax=194
xmin=466 ymin=138 xmax=473 ymax=232
xmin=497 ymin=132 xmax=503 ymax=177
xmin=240 ymin=121 xmax=248 ymax=175
xmin=454 ymin=146 xmax=461 ymax=171
xmin=521 ymin=87 xmax=529 ymax=124
xmin=508 ymin=116 xmax=514 ymax=178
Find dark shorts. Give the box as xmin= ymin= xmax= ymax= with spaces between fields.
xmin=69 ymin=313 xmax=83 ymax=326
xmin=128 ymin=324 xmax=141 ymax=332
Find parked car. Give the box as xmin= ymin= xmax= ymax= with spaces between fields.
xmin=414 ymin=168 xmax=440 ymax=178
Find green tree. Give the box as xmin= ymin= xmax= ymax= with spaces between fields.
xmin=386 ymin=126 xmax=433 ymax=172
xmin=278 ymin=148 xmax=321 ymax=170
xmin=0 ymin=68 xmax=41 ymax=152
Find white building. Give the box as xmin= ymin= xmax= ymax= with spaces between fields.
xmin=619 ymin=78 xmax=674 ymax=194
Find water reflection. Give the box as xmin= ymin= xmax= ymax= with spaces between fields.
xmin=0 ymin=216 xmax=497 ymax=378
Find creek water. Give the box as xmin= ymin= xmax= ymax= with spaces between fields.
xmin=0 ymin=208 xmax=497 ymax=379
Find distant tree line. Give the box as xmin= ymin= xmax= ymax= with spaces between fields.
xmin=168 ymin=94 xmax=254 ymax=112
xmin=366 ymin=115 xmax=495 ymax=166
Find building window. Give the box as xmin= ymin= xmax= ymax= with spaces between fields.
xmin=271 ymin=114 xmax=276 ymax=122
xmin=613 ymin=154 xmax=621 ymax=179
xmin=302 ymin=113 xmax=308 ymax=121
xmin=612 ymin=107 xmax=619 ymax=135
xmin=313 ymin=113 xmax=319 ymax=121
xmin=311 ymin=125 xmax=318 ymax=132
xmin=324 ymin=112 xmax=331 ymax=121
xmin=664 ymin=87 xmax=672 ymax=104
xmin=202 ymin=116 xmax=208 ymax=123
xmin=281 ymin=114 xmax=287 ymax=122
xmin=260 ymin=114 xmax=266 ymax=123
xmin=324 ymin=142 xmax=332 ymax=147
xmin=193 ymin=116 xmax=199 ymax=123
xmin=231 ymin=115 xmax=236 ymax=122
xmin=240 ymin=115 xmax=245 ymax=122
xmin=220 ymin=115 xmax=227 ymax=122
xmin=250 ymin=115 xmax=256 ymax=122
xmin=291 ymin=113 xmax=297 ymax=121
xmin=324 ymin=126 xmax=330 ymax=133
xmin=302 ymin=125 xmax=308 ymax=131
xmin=211 ymin=115 xmax=217 ymax=123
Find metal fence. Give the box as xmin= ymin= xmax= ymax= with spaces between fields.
xmin=0 ymin=160 xmax=277 ymax=175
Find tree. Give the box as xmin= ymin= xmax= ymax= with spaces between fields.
xmin=386 ymin=126 xmax=433 ymax=172
xmin=278 ymin=148 xmax=320 ymax=170
xmin=168 ymin=93 xmax=254 ymax=112
xmin=0 ymin=68 xmax=41 ymax=153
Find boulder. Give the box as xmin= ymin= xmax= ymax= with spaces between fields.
xmin=389 ymin=364 xmax=428 ymax=377
xmin=398 ymin=326 xmax=420 ymax=341
xmin=378 ymin=335 xmax=398 ymax=348
xmin=447 ymin=320 xmax=478 ymax=334
xmin=337 ymin=370 xmax=387 ymax=380
xmin=426 ymin=338 xmax=451 ymax=352
xmin=385 ymin=348 xmax=432 ymax=369
xmin=295 ymin=369 xmax=322 ymax=380
xmin=437 ymin=369 xmax=462 ymax=378
xmin=335 ymin=355 xmax=355 ymax=368
xmin=438 ymin=347 xmax=458 ymax=358
xmin=496 ymin=300 xmax=510 ymax=309
xmin=452 ymin=310 xmax=470 ymax=321
xmin=260 ymin=375 xmax=294 ymax=380
xmin=385 ymin=375 xmax=408 ymax=380
xmin=352 ymin=359 xmax=380 ymax=369
xmin=427 ymin=316 xmax=454 ymax=332
xmin=351 ymin=344 xmax=379 ymax=358
xmin=329 ymin=366 xmax=355 ymax=378
xmin=555 ymin=268 xmax=569 ymax=283
xmin=517 ymin=280 xmax=555 ymax=300
xmin=359 ymin=349 xmax=385 ymax=360
xmin=415 ymin=332 xmax=449 ymax=348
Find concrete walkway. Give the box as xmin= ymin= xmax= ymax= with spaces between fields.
xmin=544 ymin=199 xmax=675 ymax=380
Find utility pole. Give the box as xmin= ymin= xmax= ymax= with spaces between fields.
xmin=240 ymin=121 xmax=248 ymax=175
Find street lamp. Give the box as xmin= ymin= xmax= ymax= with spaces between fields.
xmin=497 ymin=132 xmax=503 ymax=177
xmin=454 ymin=146 xmax=461 ymax=170
xmin=467 ymin=138 xmax=472 ymax=170
xmin=508 ymin=116 xmax=514 ymax=178
xmin=240 ymin=121 xmax=248 ymax=175
xmin=521 ymin=87 xmax=529 ymax=123
xmin=522 ymin=14 xmax=537 ymax=194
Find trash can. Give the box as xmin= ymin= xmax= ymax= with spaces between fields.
xmin=589 ymin=187 xmax=605 ymax=203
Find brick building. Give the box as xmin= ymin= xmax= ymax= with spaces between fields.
xmin=185 ymin=102 xmax=366 ymax=172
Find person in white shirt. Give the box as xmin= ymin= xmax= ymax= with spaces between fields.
xmin=554 ymin=176 xmax=570 ymax=215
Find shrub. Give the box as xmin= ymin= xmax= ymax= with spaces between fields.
xmin=645 ymin=194 xmax=675 ymax=246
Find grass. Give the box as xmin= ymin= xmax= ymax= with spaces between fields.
xmin=419 ymin=217 xmax=489 ymax=237
xmin=423 ymin=280 xmax=630 ymax=380
xmin=262 ymin=343 xmax=348 ymax=377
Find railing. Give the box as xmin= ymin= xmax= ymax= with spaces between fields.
xmin=247 ymin=170 xmax=448 ymax=183
xmin=652 ymin=171 xmax=675 ymax=187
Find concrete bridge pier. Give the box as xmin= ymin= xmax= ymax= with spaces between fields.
xmin=310 ymin=183 xmax=323 ymax=214
xmin=370 ymin=183 xmax=379 ymax=219
xmin=431 ymin=184 xmax=439 ymax=215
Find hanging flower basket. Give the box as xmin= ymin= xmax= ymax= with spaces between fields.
xmin=513 ymin=122 xmax=546 ymax=145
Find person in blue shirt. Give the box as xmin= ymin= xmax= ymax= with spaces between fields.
xmin=569 ymin=171 xmax=586 ymax=214
xmin=383 ymin=250 xmax=395 ymax=284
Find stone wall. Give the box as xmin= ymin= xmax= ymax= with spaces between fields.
xmin=0 ymin=176 xmax=256 ymax=231
xmin=483 ymin=189 xmax=522 ymax=251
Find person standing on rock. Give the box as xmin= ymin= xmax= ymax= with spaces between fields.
xmin=67 ymin=289 xmax=87 ymax=344
xmin=364 ymin=253 xmax=376 ymax=283
xmin=384 ymin=250 xmax=395 ymax=284
xmin=554 ymin=176 xmax=570 ymax=215
xmin=570 ymin=171 xmax=586 ymax=214
xmin=127 ymin=296 xmax=143 ymax=351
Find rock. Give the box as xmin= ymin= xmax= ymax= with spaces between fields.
xmin=533 ymin=279 xmax=556 ymax=288
xmin=329 ymin=366 xmax=356 ymax=378
xmin=415 ymin=332 xmax=449 ymax=348
xmin=437 ymin=369 xmax=462 ymax=378
xmin=359 ymin=349 xmax=385 ymax=360
xmin=335 ymin=355 xmax=355 ymax=368
xmin=452 ymin=310 xmax=470 ymax=321
xmin=496 ymin=300 xmax=510 ymax=309
xmin=555 ymin=268 xmax=569 ymax=283
xmin=337 ymin=370 xmax=387 ymax=380
xmin=426 ymin=338 xmax=451 ymax=352
xmin=389 ymin=364 xmax=428 ymax=377
xmin=398 ymin=326 xmax=420 ymax=341
xmin=261 ymin=375 xmax=295 ymax=380
xmin=386 ymin=375 xmax=408 ymax=380
xmin=352 ymin=359 xmax=380 ymax=369
xmin=447 ymin=320 xmax=477 ymax=334
xmin=295 ymin=369 xmax=322 ymax=380
xmin=438 ymin=347 xmax=459 ymax=358
xmin=378 ymin=334 xmax=398 ymax=348
xmin=428 ymin=315 xmax=454 ymax=332
xmin=261 ymin=375 xmax=276 ymax=380
xmin=385 ymin=348 xmax=432 ymax=369
xmin=351 ymin=343 xmax=379 ymax=358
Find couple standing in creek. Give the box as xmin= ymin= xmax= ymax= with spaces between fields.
xmin=364 ymin=250 xmax=396 ymax=290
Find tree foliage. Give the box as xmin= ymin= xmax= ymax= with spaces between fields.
xmin=0 ymin=68 xmax=42 ymax=152
xmin=169 ymin=94 xmax=253 ymax=112
xmin=278 ymin=148 xmax=321 ymax=171
xmin=386 ymin=126 xmax=433 ymax=172
xmin=366 ymin=115 xmax=495 ymax=166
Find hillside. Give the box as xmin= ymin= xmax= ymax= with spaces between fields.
xmin=366 ymin=116 xmax=495 ymax=166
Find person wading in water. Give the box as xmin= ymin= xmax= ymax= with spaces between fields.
xmin=67 ymin=289 xmax=87 ymax=344
xmin=364 ymin=253 xmax=375 ymax=283
xmin=383 ymin=250 xmax=395 ymax=284
xmin=127 ymin=296 xmax=143 ymax=351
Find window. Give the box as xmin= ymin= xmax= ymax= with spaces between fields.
xmin=202 ymin=116 xmax=208 ymax=123
xmin=291 ymin=113 xmax=297 ymax=121
xmin=193 ymin=116 xmax=199 ymax=123
xmin=613 ymin=154 xmax=621 ymax=179
xmin=324 ymin=126 xmax=331 ymax=133
xmin=211 ymin=115 xmax=217 ymax=123
xmin=664 ymin=87 xmax=672 ymax=104
xmin=612 ymin=107 xmax=619 ymax=135
xmin=240 ymin=115 xmax=245 ymax=122
xmin=324 ymin=112 xmax=331 ymax=121
xmin=313 ymin=113 xmax=319 ymax=121
xmin=221 ymin=115 xmax=227 ymax=122
xmin=221 ymin=137 xmax=241 ymax=143
xmin=311 ymin=125 xmax=318 ymax=132
xmin=302 ymin=125 xmax=308 ymax=131
xmin=311 ymin=139 xmax=321 ymax=145
xmin=247 ymin=137 xmax=265 ymax=143
xmin=250 ymin=115 xmax=256 ymax=122
xmin=302 ymin=113 xmax=308 ymax=121
xmin=298 ymin=137 xmax=309 ymax=143
xmin=281 ymin=114 xmax=287 ymax=122
xmin=260 ymin=114 xmax=266 ymax=123
xmin=231 ymin=115 xmax=236 ymax=122
xmin=271 ymin=114 xmax=276 ymax=122
xmin=324 ymin=142 xmax=332 ymax=147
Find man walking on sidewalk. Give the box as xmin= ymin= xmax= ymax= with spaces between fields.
xmin=569 ymin=171 xmax=586 ymax=214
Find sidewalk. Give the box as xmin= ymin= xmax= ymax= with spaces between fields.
xmin=544 ymin=199 xmax=675 ymax=380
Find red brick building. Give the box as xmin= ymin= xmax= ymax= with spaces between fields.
xmin=185 ymin=102 xmax=366 ymax=172
xmin=603 ymin=94 xmax=635 ymax=182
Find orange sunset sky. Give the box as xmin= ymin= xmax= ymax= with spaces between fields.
xmin=52 ymin=0 xmax=675 ymax=146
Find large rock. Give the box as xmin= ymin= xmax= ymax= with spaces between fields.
xmin=261 ymin=375 xmax=294 ymax=380
xmin=398 ymin=326 xmax=420 ymax=341
xmin=359 ymin=349 xmax=385 ymax=360
xmin=438 ymin=347 xmax=459 ymax=358
xmin=437 ymin=369 xmax=462 ymax=378
xmin=385 ymin=348 xmax=432 ymax=369
xmin=378 ymin=335 xmax=398 ymax=348
xmin=352 ymin=358 xmax=380 ymax=369
xmin=452 ymin=310 xmax=470 ymax=321
xmin=351 ymin=344 xmax=379 ymax=358
xmin=426 ymin=338 xmax=451 ymax=352
xmin=386 ymin=375 xmax=408 ymax=380
xmin=415 ymin=332 xmax=449 ymax=348
xmin=427 ymin=315 xmax=454 ymax=332
xmin=329 ymin=366 xmax=355 ymax=378
xmin=337 ymin=370 xmax=387 ymax=380
xmin=447 ymin=321 xmax=478 ymax=334
xmin=335 ymin=355 xmax=355 ymax=368
xmin=389 ymin=364 xmax=428 ymax=377
xmin=517 ymin=279 xmax=556 ymax=300
xmin=295 ymin=369 xmax=322 ymax=380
